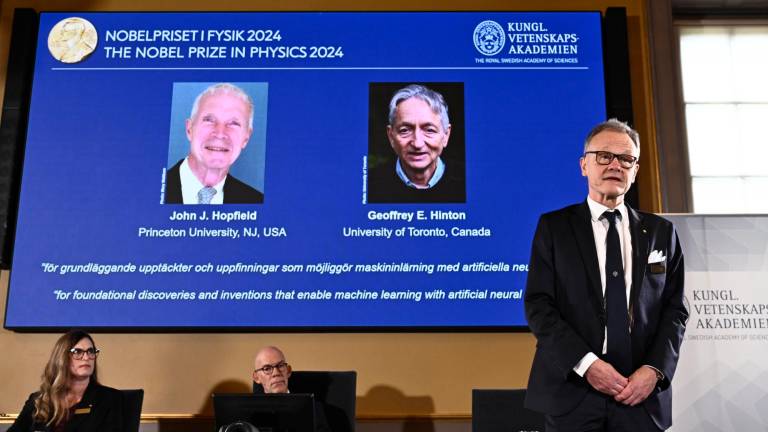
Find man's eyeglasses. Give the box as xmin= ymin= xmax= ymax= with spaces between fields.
xmin=70 ymin=348 xmax=100 ymax=360
xmin=584 ymin=151 xmax=638 ymax=169
xmin=255 ymin=362 xmax=289 ymax=375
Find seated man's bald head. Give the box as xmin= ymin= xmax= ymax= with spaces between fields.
xmin=253 ymin=346 xmax=292 ymax=394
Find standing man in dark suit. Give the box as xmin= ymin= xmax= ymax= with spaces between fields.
xmin=524 ymin=119 xmax=687 ymax=431
xmin=164 ymin=82 xmax=264 ymax=204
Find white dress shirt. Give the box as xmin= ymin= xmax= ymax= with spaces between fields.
xmin=179 ymin=157 xmax=225 ymax=205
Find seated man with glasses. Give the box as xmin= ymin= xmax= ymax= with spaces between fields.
xmin=252 ymin=346 xmax=293 ymax=394
xmin=252 ymin=346 xmax=331 ymax=432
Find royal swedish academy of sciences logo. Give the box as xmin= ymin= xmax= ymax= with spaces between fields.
xmin=473 ymin=20 xmax=505 ymax=56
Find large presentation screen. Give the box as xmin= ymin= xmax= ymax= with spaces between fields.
xmin=6 ymin=11 xmax=606 ymax=329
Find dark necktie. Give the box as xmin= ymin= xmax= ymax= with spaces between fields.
xmin=602 ymin=210 xmax=632 ymax=376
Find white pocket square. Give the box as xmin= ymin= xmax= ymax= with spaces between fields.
xmin=648 ymin=250 xmax=666 ymax=264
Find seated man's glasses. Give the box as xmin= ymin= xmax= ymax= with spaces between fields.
xmin=70 ymin=347 xmax=100 ymax=360
xmin=255 ymin=362 xmax=289 ymax=375
xmin=584 ymin=150 xmax=638 ymax=168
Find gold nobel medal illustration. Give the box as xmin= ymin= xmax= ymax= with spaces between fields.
xmin=48 ymin=17 xmax=97 ymax=63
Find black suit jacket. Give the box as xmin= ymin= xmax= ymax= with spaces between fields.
xmin=524 ymin=201 xmax=687 ymax=430
xmin=164 ymin=159 xmax=264 ymax=204
xmin=9 ymin=382 xmax=124 ymax=432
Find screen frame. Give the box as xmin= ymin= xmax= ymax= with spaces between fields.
xmin=2 ymin=8 xmax=634 ymax=333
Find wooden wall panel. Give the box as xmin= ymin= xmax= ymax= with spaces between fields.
xmin=0 ymin=0 xmax=655 ymax=419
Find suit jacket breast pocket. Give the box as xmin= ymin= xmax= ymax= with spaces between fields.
xmin=643 ymin=265 xmax=667 ymax=297
xmin=649 ymin=263 xmax=666 ymax=274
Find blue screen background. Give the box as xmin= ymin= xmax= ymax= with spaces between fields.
xmin=6 ymin=12 xmax=606 ymax=329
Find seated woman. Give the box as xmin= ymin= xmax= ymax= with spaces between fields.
xmin=9 ymin=330 xmax=124 ymax=432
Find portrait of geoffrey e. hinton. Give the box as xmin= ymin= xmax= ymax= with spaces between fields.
xmin=366 ymin=82 xmax=466 ymax=204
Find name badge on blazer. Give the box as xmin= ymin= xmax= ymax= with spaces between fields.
xmin=649 ymin=263 xmax=666 ymax=274
xmin=74 ymin=406 xmax=92 ymax=415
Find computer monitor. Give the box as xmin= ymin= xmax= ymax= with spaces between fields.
xmin=472 ymin=389 xmax=544 ymax=432
xmin=213 ymin=393 xmax=315 ymax=432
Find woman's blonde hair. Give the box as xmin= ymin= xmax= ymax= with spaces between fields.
xmin=33 ymin=330 xmax=99 ymax=426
